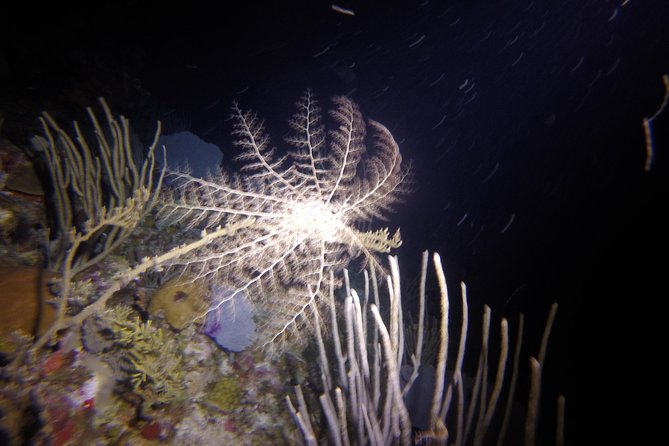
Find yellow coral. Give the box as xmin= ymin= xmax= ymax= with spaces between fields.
xmin=208 ymin=376 xmax=243 ymax=412
xmin=148 ymin=277 xmax=208 ymax=330
xmin=104 ymin=305 xmax=186 ymax=406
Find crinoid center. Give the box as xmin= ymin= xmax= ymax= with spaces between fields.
xmin=285 ymin=199 xmax=345 ymax=243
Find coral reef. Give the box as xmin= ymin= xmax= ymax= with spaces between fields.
xmin=148 ymin=276 xmax=209 ymax=331
xmin=0 ymin=94 xmax=409 ymax=445
xmin=207 ymin=376 xmax=243 ymax=412
xmin=94 ymin=305 xmax=187 ymax=407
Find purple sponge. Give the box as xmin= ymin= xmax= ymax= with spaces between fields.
xmin=204 ymin=286 xmax=256 ymax=352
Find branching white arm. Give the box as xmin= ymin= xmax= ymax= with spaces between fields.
xmin=157 ymin=91 xmax=409 ymax=346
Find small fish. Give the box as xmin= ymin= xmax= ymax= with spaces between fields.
xmin=332 ymin=4 xmax=355 ymax=16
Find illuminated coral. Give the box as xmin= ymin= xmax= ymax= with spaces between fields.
xmin=104 ymin=306 xmax=186 ymax=406
xmin=158 ymin=91 xmax=409 ymax=347
xmin=207 ymin=376 xmax=243 ymax=412
xmin=148 ymin=276 xmax=208 ymax=330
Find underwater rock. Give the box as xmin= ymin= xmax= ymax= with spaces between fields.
xmin=0 ymin=266 xmax=58 ymax=350
xmin=204 ymin=286 xmax=255 ymax=352
xmin=207 ymin=376 xmax=243 ymax=412
xmin=0 ymin=207 xmax=17 ymax=237
xmin=141 ymin=421 xmax=163 ymax=441
xmin=0 ymin=139 xmax=44 ymax=196
xmin=80 ymin=316 xmax=115 ymax=354
xmin=33 ymin=384 xmax=81 ymax=446
xmin=148 ymin=277 xmax=208 ymax=330
xmin=158 ymin=131 xmax=223 ymax=178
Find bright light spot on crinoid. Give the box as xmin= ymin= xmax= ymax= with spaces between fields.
xmin=286 ymin=199 xmax=344 ymax=243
